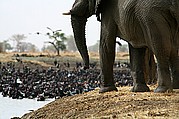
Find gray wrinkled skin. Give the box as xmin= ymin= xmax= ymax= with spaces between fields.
xmin=71 ymin=0 xmax=179 ymax=93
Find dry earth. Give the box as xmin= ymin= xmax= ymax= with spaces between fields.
xmin=21 ymin=86 xmax=179 ymax=119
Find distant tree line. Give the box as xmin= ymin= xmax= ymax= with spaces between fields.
xmin=0 ymin=34 xmax=38 ymax=52
xmin=88 ymin=40 xmax=129 ymax=52
xmin=1 ymin=28 xmax=128 ymax=54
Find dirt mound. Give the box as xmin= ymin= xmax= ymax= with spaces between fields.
xmin=21 ymin=86 xmax=179 ymax=119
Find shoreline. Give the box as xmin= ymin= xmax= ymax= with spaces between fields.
xmin=0 ymin=93 xmax=54 ymax=119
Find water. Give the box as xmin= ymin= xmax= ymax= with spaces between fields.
xmin=0 ymin=93 xmax=54 ymax=119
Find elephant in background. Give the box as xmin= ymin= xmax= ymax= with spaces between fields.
xmin=66 ymin=0 xmax=179 ymax=93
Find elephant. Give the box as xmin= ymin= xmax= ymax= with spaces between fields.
xmin=144 ymin=48 xmax=157 ymax=85
xmin=67 ymin=0 xmax=179 ymax=93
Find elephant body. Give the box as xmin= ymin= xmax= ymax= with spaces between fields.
xmin=70 ymin=0 xmax=179 ymax=93
xmin=107 ymin=0 xmax=179 ymax=48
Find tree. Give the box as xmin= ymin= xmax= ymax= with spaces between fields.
xmin=20 ymin=42 xmax=39 ymax=52
xmin=45 ymin=27 xmax=67 ymax=55
xmin=9 ymin=34 xmax=27 ymax=52
xmin=66 ymin=35 xmax=78 ymax=52
xmin=88 ymin=40 xmax=99 ymax=52
xmin=117 ymin=44 xmax=129 ymax=52
xmin=3 ymin=40 xmax=13 ymax=51
xmin=41 ymin=44 xmax=56 ymax=53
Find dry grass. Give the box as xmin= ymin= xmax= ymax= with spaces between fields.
xmin=21 ymin=86 xmax=179 ymax=119
xmin=0 ymin=52 xmax=129 ymax=68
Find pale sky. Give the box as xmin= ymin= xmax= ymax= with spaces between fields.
xmin=0 ymin=0 xmax=101 ymax=50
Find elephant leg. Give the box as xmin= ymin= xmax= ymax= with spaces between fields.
xmin=99 ymin=23 xmax=118 ymax=93
xmin=148 ymin=53 xmax=157 ymax=84
xmin=154 ymin=52 xmax=172 ymax=93
xmin=170 ymin=49 xmax=179 ymax=89
xmin=129 ymin=44 xmax=150 ymax=92
xmin=145 ymin=49 xmax=157 ymax=85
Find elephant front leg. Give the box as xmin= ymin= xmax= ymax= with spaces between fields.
xmin=129 ymin=44 xmax=150 ymax=92
xmin=99 ymin=29 xmax=118 ymax=93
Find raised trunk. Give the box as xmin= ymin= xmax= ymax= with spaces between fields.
xmin=71 ymin=15 xmax=89 ymax=69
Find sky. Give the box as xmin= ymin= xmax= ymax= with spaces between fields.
xmin=0 ymin=0 xmax=127 ymax=50
xmin=0 ymin=0 xmax=102 ymax=50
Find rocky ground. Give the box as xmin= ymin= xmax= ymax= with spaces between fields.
xmin=21 ymin=86 xmax=179 ymax=119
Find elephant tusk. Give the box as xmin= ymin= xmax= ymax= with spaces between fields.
xmin=62 ymin=11 xmax=71 ymax=15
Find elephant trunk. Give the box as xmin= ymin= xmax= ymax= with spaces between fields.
xmin=71 ymin=15 xmax=89 ymax=69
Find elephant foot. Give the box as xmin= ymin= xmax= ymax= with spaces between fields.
xmin=154 ymin=86 xmax=172 ymax=93
xmin=173 ymin=80 xmax=179 ymax=89
xmin=99 ymin=85 xmax=118 ymax=93
xmin=131 ymin=84 xmax=150 ymax=92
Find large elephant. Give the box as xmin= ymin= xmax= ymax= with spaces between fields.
xmin=69 ymin=0 xmax=179 ymax=93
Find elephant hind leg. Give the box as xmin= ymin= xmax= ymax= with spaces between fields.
xmin=154 ymin=64 xmax=172 ymax=93
xmin=170 ymin=49 xmax=179 ymax=89
xmin=154 ymin=52 xmax=172 ymax=93
xmin=129 ymin=44 xmax=150 ymax=92
xmin=130 ymin=83 xmax=150 ymax=92
xmin=154 ymin=47 xmax=179 ymax=92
